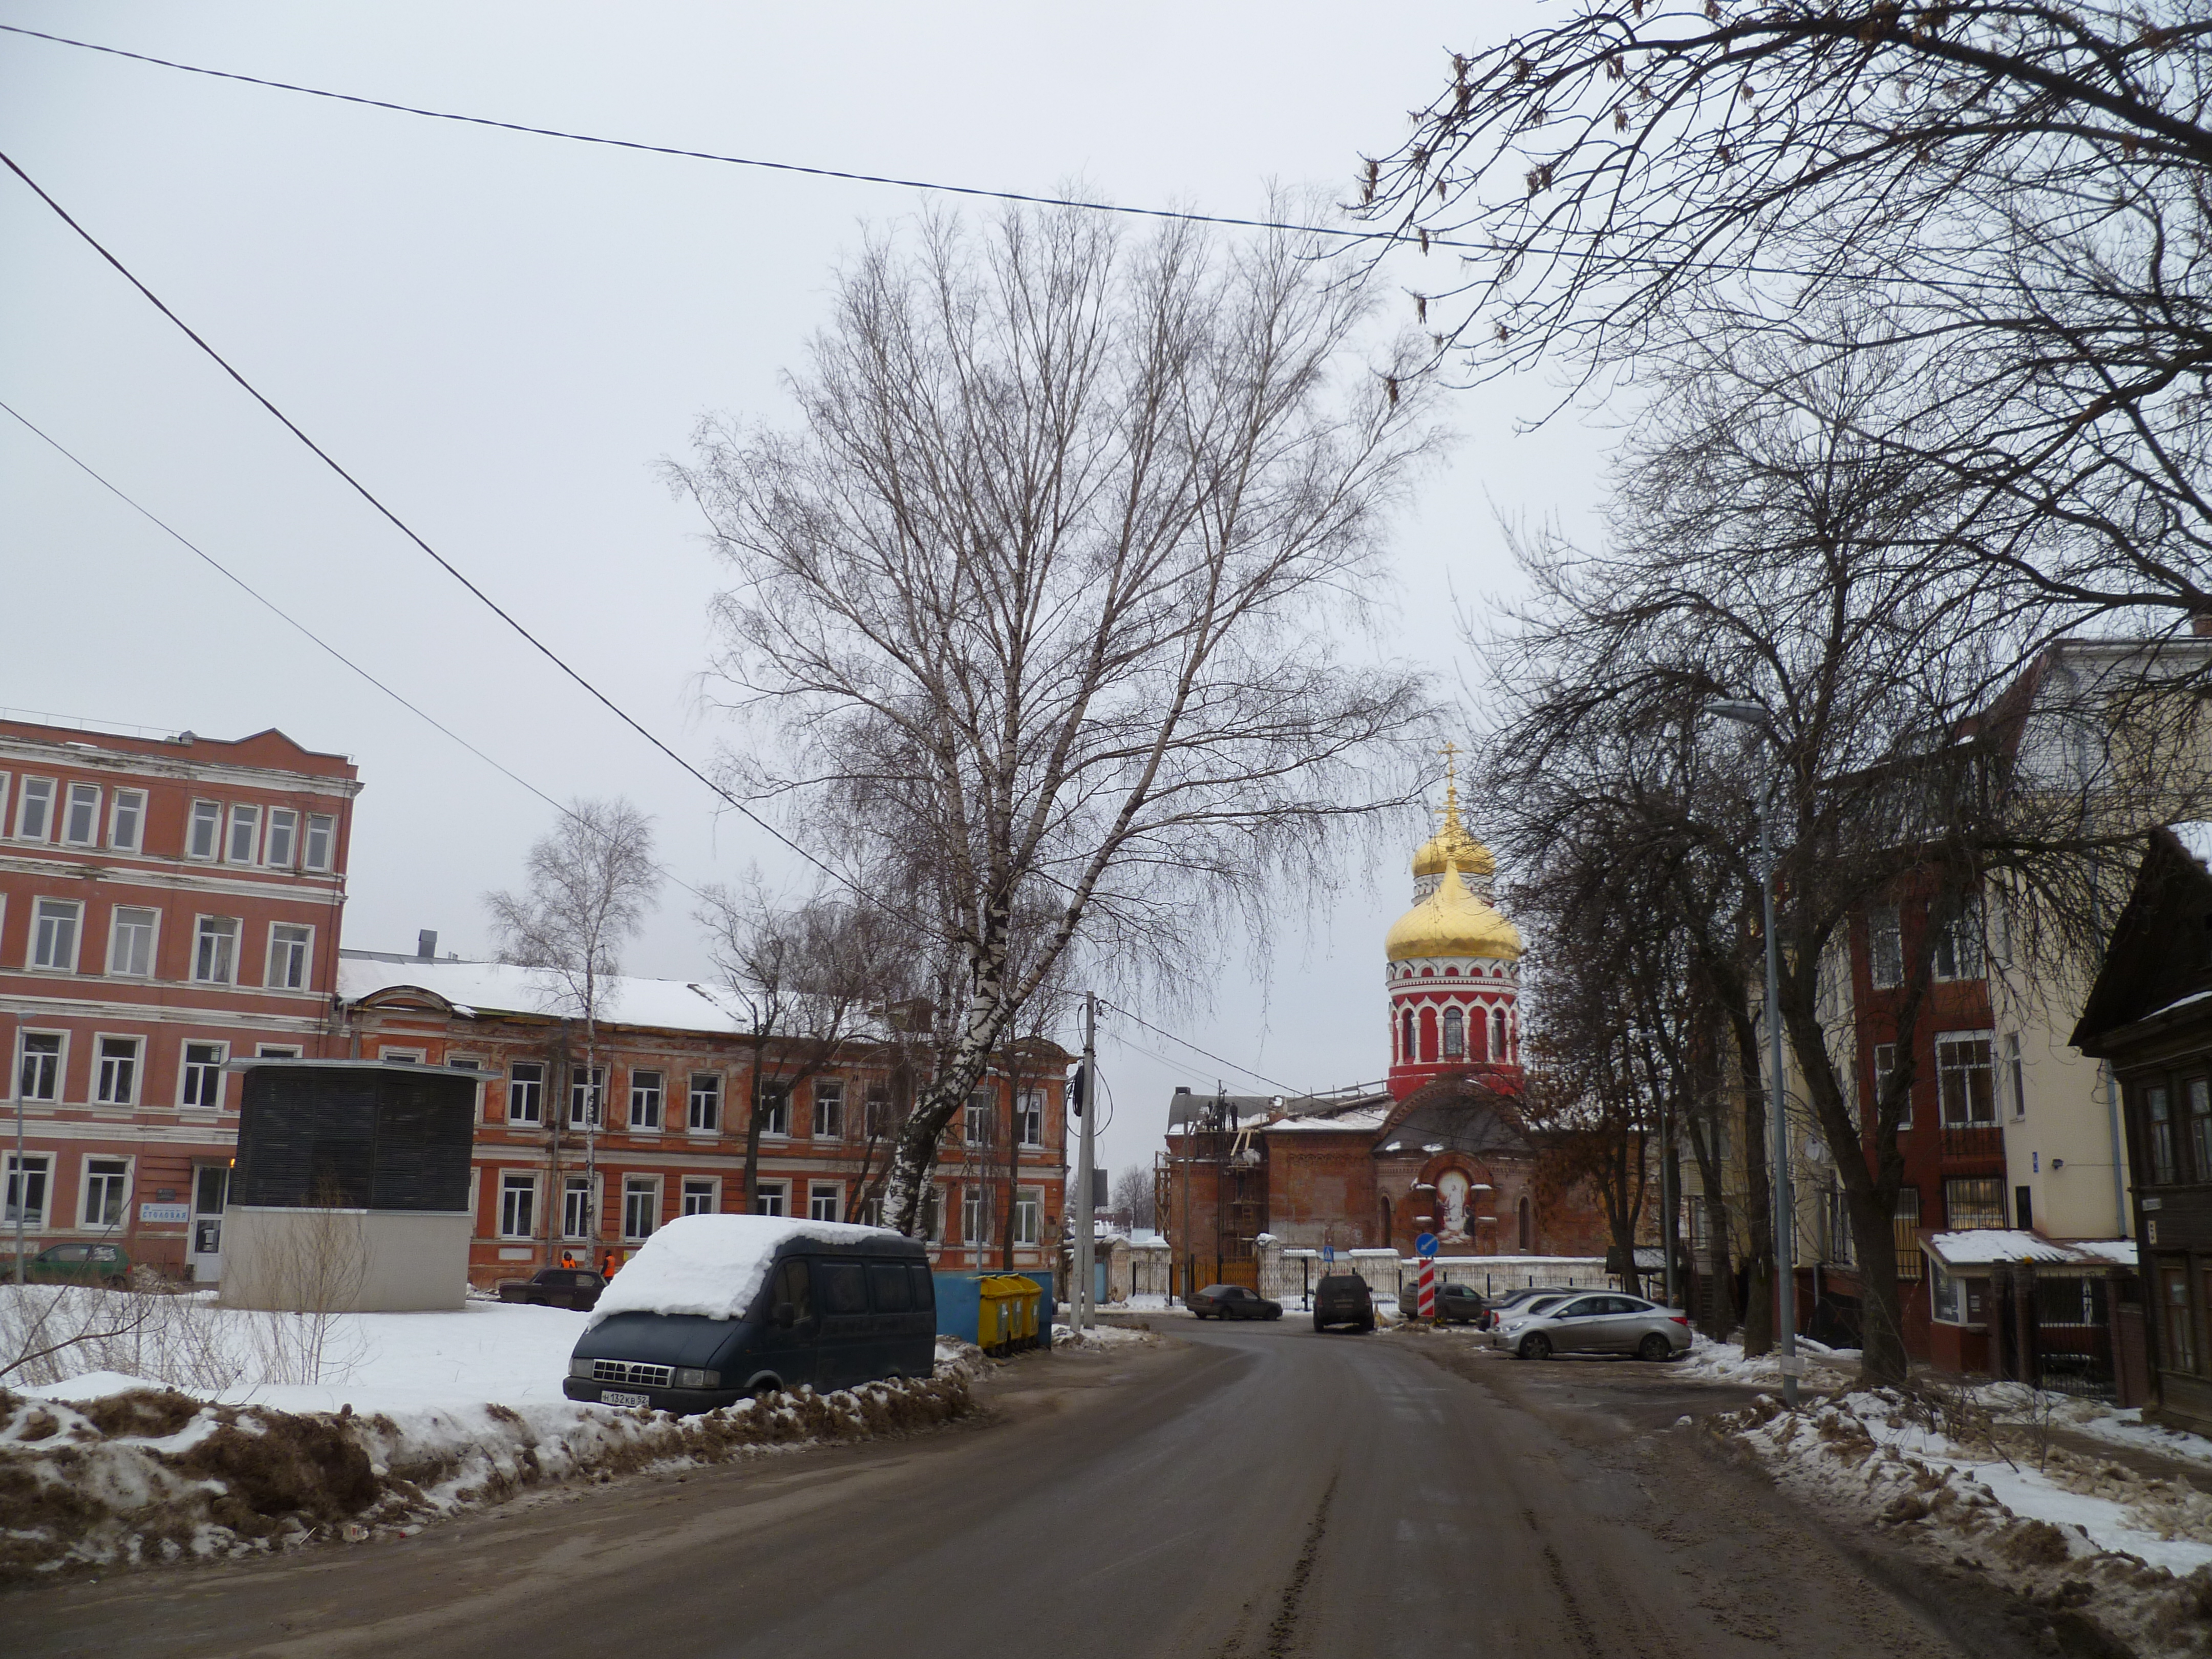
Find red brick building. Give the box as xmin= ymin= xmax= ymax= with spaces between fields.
xmin=333 ymin=953 xmax=1069 ymax=1286
xmin=1159 ymin=775 xmax=1603 ymax=1290
xmin=0 ymin=717 xmax=360 ymax=1280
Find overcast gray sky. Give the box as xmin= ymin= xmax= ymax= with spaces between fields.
xmin=1 ymin=1 xmax=1602 ymax=1184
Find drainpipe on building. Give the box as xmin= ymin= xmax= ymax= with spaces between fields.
xmin=9 ymin=1011 xmax=23 ymax=1284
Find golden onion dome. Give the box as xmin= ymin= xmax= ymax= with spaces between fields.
xmin=1385 ymin=861 xmax=1523 ymax=963
xmin=1411 ymin=762 xmax=1496 ymax=879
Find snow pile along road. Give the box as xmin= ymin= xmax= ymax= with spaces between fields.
xmin=0 ymin=1317 xmax=985 ymax=1581
xmin=1711 ymin=1387 xmax=2212 ymax=1656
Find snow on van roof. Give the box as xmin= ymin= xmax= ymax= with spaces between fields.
xmin=586 ymin=1214 xmax=900 ymax=1329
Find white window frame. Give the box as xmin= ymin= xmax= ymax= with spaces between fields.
xmin=807 ymin=1182 xmax=841 ymax=1223
xmin=752 ymin=1180 xmax=788 ymax=1218
xmin=864 ymin=1089 xmax=892 ymax=1141
xmin=186 ymin=799 xmax=222 ymax=860
xmin=1936 ymin=1030 xmax=1997 ymax=1127
xmin=224 ymin=803 xmax=262 ymax=865
xmin=178 ymin=1039 xmax=229 ymax=1110
xmin=60 ymin=781 xmax=100 ymax=847
xmin=680 ymin=1176 xmax=718 ymax=1217
xmin=756 ymin=1084 xmax=789 ymax=1138
xmin=962 ymin=1185 xmax=988 ymax=1245
xmin=81 ymin=1155 xmax=132 ymax=1229
xmin=107 ymin=905 xmax=159 ymax=978
xmin=621 ymin=1174 xmax=662 ymax=1241
xmin=1013 ymin=1187 xmax=1041 ymax=1246
xmin=30 ymin=897 xmax=83 ymax=972
xmin=568 ymin=1065 xmax=605 ymax=1129
xmin=687 ymin=1072 xmax=721 ymax=1132
xmin=377 ymin=1047 xmax=425 ymax=1063
xmin=302 ymin=812 xmax=335 ymax=872
xmin=1016 ymin=1090 xmax=1044 ymax=1148
xmin=93 ymin=1033 xmax=141 ymax=1107
xmin=629 ymin=1069 xmax=664 ymax=1131
xmin=923 ymin=1183 xmax=945 ymax=1243
xmin=0 ymin=775 xmax=10 ymax=839
xmin=1931 ymin=898 xmax=1984 ymax=983
xmin=266 ymin=921 xmax=313 ymax=990
xmin=4 ymin=1152 xmax=51 ymax=1228
xmin=812 ymin=1080 xmax=844 ymax=1140
xmin=191 ymin=914 xmax=239 ymax=985
xmin=108 ymin=788 xmax=145 ymax=853
xmin=562 ymin=1174 xmax=595 ymax=1240
xmin=255 ymin=1044 xmax=302 ymax=1059
xmin=1870 ymin=1041 xmax=1908 ymax=1129
xmin=15 ymin=776 xmax=56 ymax=841
xmin=263 ymin=806 xmax=299 ymax=869
xmin=964 ymin=1091 xmax=992 ymax=1146
xmin=507 ymin=1061 xmax=545 ymax=1125
xmin=499 ymin=1172 xmax=538 ymax=1240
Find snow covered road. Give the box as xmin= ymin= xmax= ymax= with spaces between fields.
xmin=12 ymin=1318 xmax=2033 ymax=1658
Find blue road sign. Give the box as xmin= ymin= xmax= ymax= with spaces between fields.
xmin=1322 ymin=1245 xmax=1335 ymax=1263
xmin=1414 ymin=1231 xmax=1439 ymax=1257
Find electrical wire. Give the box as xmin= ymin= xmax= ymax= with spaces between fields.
xmin=0 ymin=394 xmax=723 ymax=906
xmin=0 ymin=23 xmax=1451 ymax=249
xmin=1095 ymin=999 xmax=1307 ymax=1097
xmin=0 ymin=143 xmax=922 ymax=934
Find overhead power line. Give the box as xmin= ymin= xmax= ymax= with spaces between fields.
xmin=0 ymin=396 xmax=728 ymax=906
xmin=1097 ymin=1001 xmax=1308 ymax=1097
xmin=0 ymin=144 xmax=902 ymax=929
xmin=0 ymin=22 xmax=1448 ymax=249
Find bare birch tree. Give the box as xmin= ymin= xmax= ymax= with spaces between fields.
xmin=670 ymin=205 xmax=1441 ymax=1236
xmin=485 ymin=798 xmax=659 ymax=1263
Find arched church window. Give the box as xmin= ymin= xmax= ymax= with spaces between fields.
xmin=1493 ymin=1007 xmax=1508 ymax=1062
xmin=1441 ymin=1007 xmax=1464 ymax=1058
xmin=1400 ymin=1008 xmax=1414 ymax=1061
xmin=1472 ymin=1005 xmax=1488 ymax=1063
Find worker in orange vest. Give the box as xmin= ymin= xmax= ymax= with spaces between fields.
xmin=601 ymin=1249 xmax=618 ymax=1278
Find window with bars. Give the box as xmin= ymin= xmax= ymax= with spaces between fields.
xmin=1944 ymin=1177 xmax=2006 ymax=1230
xmin=1893 ymin=1186 xmax=1923 ymax=1281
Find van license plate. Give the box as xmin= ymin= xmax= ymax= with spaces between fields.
xmin=601 ymin=1389 xmax=650 ymax=1408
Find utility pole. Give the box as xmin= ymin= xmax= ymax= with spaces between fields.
xmin=1074 ymin=992 xmax=1097 ymax=1332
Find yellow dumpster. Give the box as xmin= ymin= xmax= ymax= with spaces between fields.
xmin=978 ymin=1274 xmax=1043 ymax=1356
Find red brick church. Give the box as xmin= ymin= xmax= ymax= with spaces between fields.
xmin=1159 ymin=762 xmax=1605 ymax=1287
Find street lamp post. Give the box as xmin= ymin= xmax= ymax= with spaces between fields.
xmin=1704 ymin=699 xmax=1800 ymax=1410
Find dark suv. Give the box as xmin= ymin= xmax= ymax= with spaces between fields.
xmin=1312 ymin=1273 xmax=1375 ymax=1332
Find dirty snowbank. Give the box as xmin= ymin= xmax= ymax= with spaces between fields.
xmin=0 ymin=1301 xmax=988 ymax=1582
xmin=1711 ymin=1387 xmax=2212 ymax=1656
xmin=1051 ymin=1322 xmax=1158 ymax=1352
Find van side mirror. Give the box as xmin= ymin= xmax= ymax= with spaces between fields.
xmin=774 ymin=1302 xmax=796 ymax=1329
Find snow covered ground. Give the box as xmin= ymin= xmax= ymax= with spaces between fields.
xmin=0 ymin=1295 xmax=984 ymax=1580
xmin=1712 ymin=1387 xmax=2212 ymax=1655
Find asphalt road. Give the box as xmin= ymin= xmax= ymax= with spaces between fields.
xmin=9 ymin=1321 xmax=2026 ymax=1658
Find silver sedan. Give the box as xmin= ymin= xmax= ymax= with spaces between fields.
xmin=1488 ymin=1292 xmax=1692 ymax=1362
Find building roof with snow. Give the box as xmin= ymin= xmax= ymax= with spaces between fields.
xmin=338 ymin=955 xmax=748 ymax=1035
xmin=1924 ymin=1230 xmax=2138 ymax=1271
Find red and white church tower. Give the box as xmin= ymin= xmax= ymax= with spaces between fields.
xmin=1384 ymin=747 xmax=1523 ymax=1102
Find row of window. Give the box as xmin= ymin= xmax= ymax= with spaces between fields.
xmin=480 ymin=1057 xmax=1047 ymax=1146
xmin=5 ymin=1152 xmax=138 ymax=1231
xmin=1394 ymin=1002 xmax=1517 ymax=1066
xmin=1866 ymin=898 xmax=1995 ymax=988
xmin=13 ymin=1032 xmax=292 ymax=1109
xmin=1 ymin=773 xmax=337 ymax=870
xmin=489 ymin=1169 xmax=1044 ymax=1248
xmin=16 ymin=898 xmax=316 ymax=989
xmin=1864 ymin=1030 xmax=2028 ymax=1128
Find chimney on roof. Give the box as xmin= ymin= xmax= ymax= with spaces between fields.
xmin=417 ymin=929 xmax=438 ymax=961
xmin=2193 ymin=612 xmax=2212 ymax=637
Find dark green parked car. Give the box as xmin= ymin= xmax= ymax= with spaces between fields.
xmin=21 ymin=1242 xmax=133 ymax=1287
